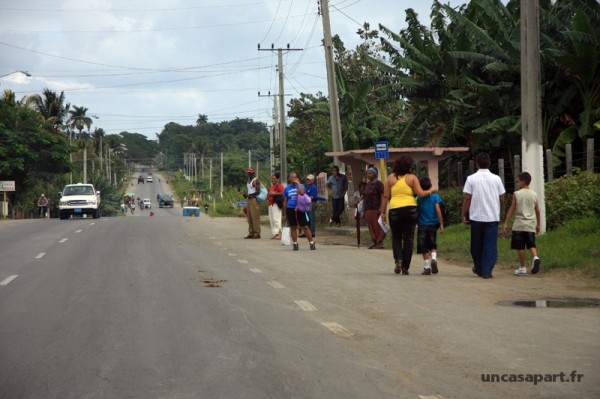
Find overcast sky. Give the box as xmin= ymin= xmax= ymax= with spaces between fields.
xmin=0 ymin=0 xmax=468 ymax=140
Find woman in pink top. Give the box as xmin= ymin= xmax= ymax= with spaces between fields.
xmin=380 ymin=155 xmax=434 ymax=275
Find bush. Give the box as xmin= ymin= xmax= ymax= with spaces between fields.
xmin=438 ymin=186 xmax=464 ymax=226
xmin=545 ymin=171 xmax=600 ymax=230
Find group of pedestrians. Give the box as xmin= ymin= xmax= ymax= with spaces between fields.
xmin=243 ymin=151 xmax=542 ymax=278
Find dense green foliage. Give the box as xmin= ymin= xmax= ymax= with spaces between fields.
xmin=545 ymin=171 xmax=600 ymax=229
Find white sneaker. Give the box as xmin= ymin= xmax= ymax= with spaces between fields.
xmin=515 ymin=266 xmax=527 ymax=276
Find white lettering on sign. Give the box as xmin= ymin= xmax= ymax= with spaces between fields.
xmin=375 ymin=143 xmax=387 ymax=151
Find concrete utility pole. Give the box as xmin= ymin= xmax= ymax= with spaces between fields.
xmin=258 ymin=92 xmax=281 ymax=176
xmin=220 ymin=153 xmax=224 ymax=199
xmin=320 ymin=0 xmax=344 ymax=167
xmin=258 ymin=44 xmax=302 ymax=180
xmin=520 ymin=0 xmax=546 ymax=233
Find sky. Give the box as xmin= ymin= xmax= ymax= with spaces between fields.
xmin=0 ymin=0 xmax=468 ymax=141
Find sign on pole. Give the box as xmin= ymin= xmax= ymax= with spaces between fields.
xmin=0 ymin=181 xmax=16 ymax=191
xmin=374 ymin=141 xmax=389 ymax=160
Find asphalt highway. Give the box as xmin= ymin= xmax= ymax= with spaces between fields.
xmin=0 ymin=175 xmax=598 ymax=399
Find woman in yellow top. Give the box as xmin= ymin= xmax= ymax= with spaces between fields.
xmin=380 ymin=155 xmax=434 ymax=275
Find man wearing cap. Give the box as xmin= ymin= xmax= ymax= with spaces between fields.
xmin=245 ymin=168 xmax=261 ymax=239
xmin=37 ymin=194 xmax=49 ymax=219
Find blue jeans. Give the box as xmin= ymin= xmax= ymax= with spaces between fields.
xmin=470 ymin=221 xmax=499 ymax=276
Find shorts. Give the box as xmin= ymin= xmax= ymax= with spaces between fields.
xmin=511 ymin=231 xmax=536 ymax=250
xmin=286 ymin=208 xmax=309 ymax=227
xmin=417 ymin=225 xmax=438 ymax=254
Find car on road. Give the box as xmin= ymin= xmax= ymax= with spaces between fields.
xmin=146 ymin=176 xmax=153 ymax=183
xmin=58 ymin=183 xmax=101 ymax=219
xmin=158 ymin=194 xmax=174 ymax=208
xmin=142 ymin=199 xmax=152 ymax=209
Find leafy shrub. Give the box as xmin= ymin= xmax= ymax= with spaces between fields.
xmin=545 ymin=171 xmax=600 ymax=230
xmin=437 ymin=186 xmax=464 ymax=225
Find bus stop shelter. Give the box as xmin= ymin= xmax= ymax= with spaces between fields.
xmin=325 ymin=147 xmax=469 ymax=188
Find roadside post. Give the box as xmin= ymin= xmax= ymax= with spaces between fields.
xmin=374 ymin=141 xmax=389 ymax=181
xmin=0 ymin=181 xmax=16 ymax=219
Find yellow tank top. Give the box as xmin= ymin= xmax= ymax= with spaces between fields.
xmin=389 ymin=175 xmax=417 ymax=208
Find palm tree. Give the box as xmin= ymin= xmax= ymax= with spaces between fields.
xmin=67 ymin=105 xmax=93 ymax=140
xmin=28 ymin=88 xmax=70 ymax=133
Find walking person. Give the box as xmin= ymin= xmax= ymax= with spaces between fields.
xmin=363 ymin=167 xmax=386 ymax=249
xmin=37 ymin=194 xmax=48 ymax=219
xmin=301 ymin=174 xmax=318 ymax=238
xmin=283 ymin=172 xmax=315 ymax=251
xmin=461 ymin=152 xmax=506 ymax=279
xmin=267 ymin=172 xmax=285 ymax=240
xmin=326 ymin=165 xmax=348 ymax=226
xmin=379 ymin=155 xmax=434 ymax=275
xmin=503 ymin=172 xmax=541 ymax=275
xmin=416 ymin=177 xmax=444 ymax=275
xmin=244 ymin=167 xmax=261 ymax=239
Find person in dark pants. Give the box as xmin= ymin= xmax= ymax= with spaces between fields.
xmin=461 ymin=152 xmax=506 ymax=279
xmin=326 ymin=166 xmax=348 ymax=226
xmin=380 ymin=156 xmax=433 ymax=275
xmin=300 ymin=174 xmax=318 ymax=238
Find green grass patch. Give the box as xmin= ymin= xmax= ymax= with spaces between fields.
xmin=374 ymin=217 xmax=599 ymax=282
xmin=437 ymin=217 xmax=600 ymax=280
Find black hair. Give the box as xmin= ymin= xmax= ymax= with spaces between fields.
xmin=392 ymin=155 xmax=414 ymax=176
xmin=332 ymin=165 xmax=339 ymax=172
xmin=475 ymin=152 xmax=491 ymax=169
xmin=273 ymin=172 xmax=280 ymax=179
xmin=419 ymin=177 xmax=432 ymax=190
xmin=518 ymin=172 xmax=532 ymax=185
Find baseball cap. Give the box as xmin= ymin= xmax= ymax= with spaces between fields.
xmin=246 ymin=168 xmax=255 ymax=174
xmin=306 ymin=174 xmax=315 ymax=180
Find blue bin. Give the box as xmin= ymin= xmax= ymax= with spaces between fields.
xmin=182 ymin=207 xmax=200 ymax=217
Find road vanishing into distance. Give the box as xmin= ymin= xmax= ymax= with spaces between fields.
xmin=1 ymin=174 xmax=599 ymax=399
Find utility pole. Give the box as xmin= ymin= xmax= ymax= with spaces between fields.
xmin=258 ymin=44 xmax=302 ymax=180
xmin=520 ymin=0 xmax=546 ymax=233
xmin=258 ymin=92 xmax=282 ymax=176
xmin=220 ymin=152 xmax=224 ymax=199
xmin=209 ymin=157 xmax=213 ymax=191
xmin=319 ymin=0 xmax=344 ymax=167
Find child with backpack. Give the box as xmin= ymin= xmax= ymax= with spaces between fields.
xmin=283 ymin=172 xmax=315 ymax=251
xmin=416 ymin=177 xmax=444 ymax=275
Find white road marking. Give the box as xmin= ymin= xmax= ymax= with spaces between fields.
xmin=249 ymin=268 xmax=262 ymax=273
xmin=0 ymin=275 xmax=18 ymax=286
xmin=295 ymin=300 xmax=317 ymax=312
xmin=75 ymin=229 xmax=82 ymax=233
xmin=267 ymin=281 xmax=286 ymax=289
xmin=227 ymin=253 xmax=237 ymax=257
xmin=321 ymin=322 xmax=353 ymax=337
xmin=210 ymin=236 xmax=216 ymax=240
xmin=215 ymin=241 xmax=222 ymax=245
xmin=419 ymin=395 xmax=446 ymax=399
xmin=35 ymin=252 xmax=46 ymax=259
xmin=238 ymin=260 xmax=249 ymax=264
xmin=89 ymin=222 xmax=95 ymax=225
xmin=59 ymin=238 xmax=68 ymax=243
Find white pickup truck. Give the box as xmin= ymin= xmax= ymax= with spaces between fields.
xmin=58 ymin=183 xmax=101 ymax=219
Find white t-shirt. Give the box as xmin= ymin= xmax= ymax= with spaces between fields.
xmin=463 ymin=169 xmax=506 ymax=222
xmin=247 ymin=178 xmax=258 ymax=196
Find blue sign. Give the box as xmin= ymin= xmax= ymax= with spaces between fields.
xmin=374 ymin=141 xmax=389 ymax=159
xmin=236 ymin=201 xmax=248 ymax=208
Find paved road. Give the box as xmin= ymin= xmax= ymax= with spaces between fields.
xmin=1 ymin=178 xmax=598 ymax=398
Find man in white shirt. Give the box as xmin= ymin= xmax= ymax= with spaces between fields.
xmin=461 ymin=152 xmax=506 ymax=278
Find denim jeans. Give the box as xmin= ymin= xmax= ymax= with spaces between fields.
xmin=470 ymin=221 xmax=499 ymax=276
xmin=388 ymin=206 xmax=418 ymax=270
xmin=308 ymin=204 xmax=316 ymax=236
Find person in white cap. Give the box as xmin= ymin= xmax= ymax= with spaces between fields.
xmin=37 ymin=194 xmax=49 ymax=219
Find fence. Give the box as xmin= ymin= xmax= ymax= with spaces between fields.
xmin=436 ymin=138 xmax=597 ymax=191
